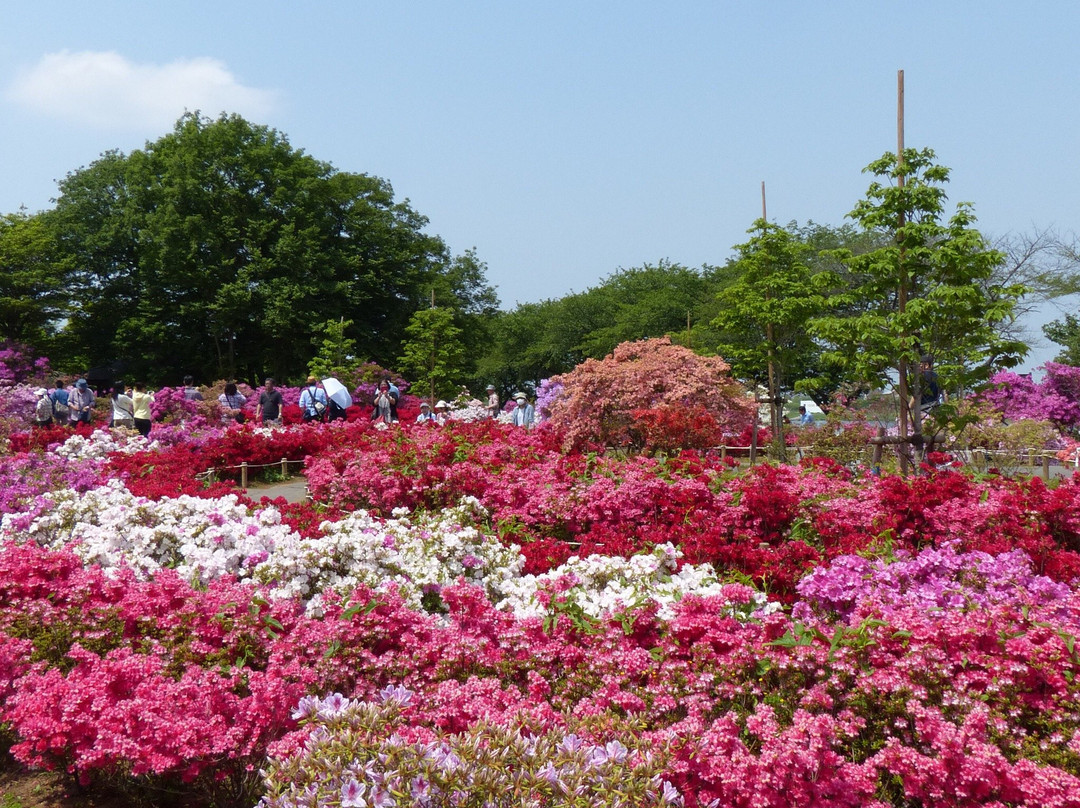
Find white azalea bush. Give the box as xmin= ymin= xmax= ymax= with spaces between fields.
xmin=494 ymin=543 xmax=782 ymax=622
xmin=3 ymin=478 xmax=776 ymax=625
xmin=54 ymin=427 xmax=159 ymax=460
xmin=252 ymin=498 xmax=525 ymax=614
xmin=1 ymin=478 xmax=292 ymax=585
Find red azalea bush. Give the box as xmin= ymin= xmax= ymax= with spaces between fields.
xmin=628 ymin=404 xmax=728 ymax=452
xmin=305 ymin=421 xmax=1080 ymax=596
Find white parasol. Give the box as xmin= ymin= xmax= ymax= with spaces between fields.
xmin=321 ymin=377 xmax=353 ymax=409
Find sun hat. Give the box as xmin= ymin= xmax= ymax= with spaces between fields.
xmin=486 ymin=384 xmax=495 ymax=391
xmin=435 ymin=400 xmax=449 ymax=409
xmin=420 ymin=401 xmax=431 ymax=409
xmin=34 ymin=387 xmax=47 ymax=397
xmin=76 ymin=378 xmax=88 ymax=389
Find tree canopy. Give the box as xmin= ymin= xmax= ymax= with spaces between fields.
xmin=44 ymin=112 xmax=495 ymax=385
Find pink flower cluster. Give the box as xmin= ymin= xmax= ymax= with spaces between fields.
xmin=2 ymin=537 xmax=1079 ymax=806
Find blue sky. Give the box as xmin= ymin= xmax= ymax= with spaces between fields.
xmin=2 ymin=2 xmax=1077 ymax=371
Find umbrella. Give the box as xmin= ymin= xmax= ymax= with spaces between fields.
xmin=321 ymin=377 xmax=352 ymax=409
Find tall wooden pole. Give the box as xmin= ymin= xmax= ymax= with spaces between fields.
xmin=761 ymin=181 xmax=767 ymax=220
xmin=896 ymin=69 xmax=911 ymax=474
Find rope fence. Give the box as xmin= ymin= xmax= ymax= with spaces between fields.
xmin=196 ymin=457 xmax=307 ymax=488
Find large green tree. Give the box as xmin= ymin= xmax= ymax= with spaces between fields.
xmin=0 ymin=211 xmax=67 ymax=351
xmin=809 ymin=148 xmax=1027 ymax=462
xmin=48 ymin=112 xmax=488 ymax=384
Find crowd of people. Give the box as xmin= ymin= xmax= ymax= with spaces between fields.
xmin=33 ymin=373 xmax=538 ymax=434
xmin=33 ymin=378 xmax=154 ymax=437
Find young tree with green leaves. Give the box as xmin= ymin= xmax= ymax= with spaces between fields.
xmin=809 ymin=148 xmax=1027 ymax=467
xmin=308 ymin=317 xmax=365 ymax=386
xmin=712 ymin=220 xmax=823 ymax=459
xmin=1044 ymin=313 xmax=1080 ymax=366
xmin=397 ymin=306 xmax=467 ymax=403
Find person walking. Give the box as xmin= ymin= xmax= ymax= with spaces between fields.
xmin=182 ymin=375 xmax=205 ymax=401
xmin=50 ymin=379 xmax=71 ymax=424
xmin=218 ymin=382 xmax=247 ymax=424
xmin=511 ymin=393 xmax=534 ymax=428
xmin=110 ymin=386 xmax=136 ymax=429
xmin=34 ymin=387 xmax=53 ymax=427
xmin=130 ymin=383 xmax=154 ymax=437
xmin=486 ymin=384 xmax=500 ymax=419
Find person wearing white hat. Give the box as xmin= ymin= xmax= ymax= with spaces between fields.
xmin=511 ymin=393 xmax=534 ymax=428
xmin=33 ymin=387 xmax=53 ymax=427
xmin=434 ymin=400 xmax=450 ymax=425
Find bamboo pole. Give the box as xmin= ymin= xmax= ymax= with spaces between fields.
xmin=896 ymin=69 xmax=912 ymax=475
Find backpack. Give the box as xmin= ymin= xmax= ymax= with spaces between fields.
xmin=52 ymin=395 xmax=70 ymax=419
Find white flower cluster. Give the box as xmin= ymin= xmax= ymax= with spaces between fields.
xmin=446 ymin=399 xmax=492 ymax=423
xmin=494 ymin=543 xmax=780 ymax=622
xmin=1 ymin=478 xmax=292 ymax=586
xmin=2 ymin=483 xmax=523 ymax=616
xmin=3 ymin=477 xmax=778 ymax=625
xmin=53 ymin=428 xmax=158 ymax=460
xmin=253 ymin=497 xmax=525 ymax=614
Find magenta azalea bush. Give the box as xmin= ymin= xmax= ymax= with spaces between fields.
xmin=0 ymin=353 xmax=1079 ymax=806
xmin=983 ymin=362 xmax=1080 ymax=431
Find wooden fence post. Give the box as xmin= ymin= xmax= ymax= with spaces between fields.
xmin=1042 ymin=455 xmax=1050 ymax=481
xmin=281 ymin=457 xmax=288 ymax=477
xmin=241 ymin=462 xmax=248 ymax=488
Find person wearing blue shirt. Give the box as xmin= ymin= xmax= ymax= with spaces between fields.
xmin=50 ymin=379 xmax=71 ymax=424
xmin=299 ymin=376 xmax=329 ymax=423
xmin=415 ymin=402 xmax=437 ymax=423
xmin=798 ymin=405 xmax=815 ymax=427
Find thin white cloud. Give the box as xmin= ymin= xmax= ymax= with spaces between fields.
xmin=6 ymin=50 xmax=277 ymax=130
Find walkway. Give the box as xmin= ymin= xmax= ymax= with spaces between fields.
xmin=242 ymin=476 xmax=310 ymax=504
